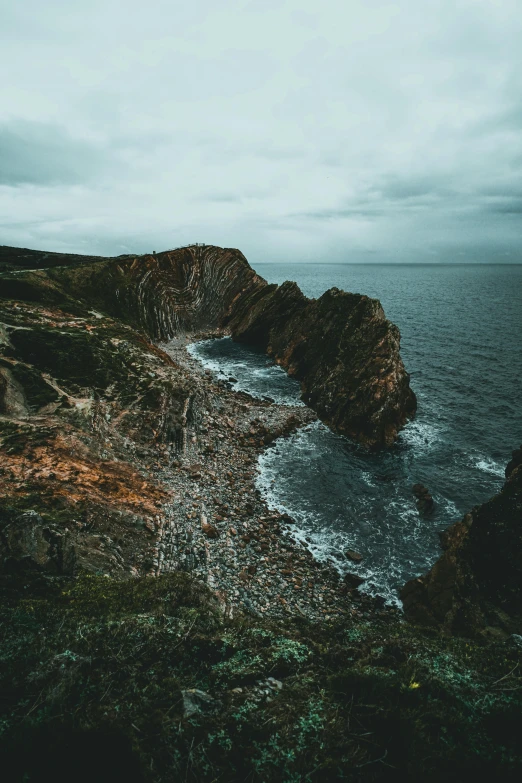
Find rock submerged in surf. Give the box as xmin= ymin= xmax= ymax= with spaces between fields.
xmin=344 ymin=549 xmax=363 ymax=563
xmin=343 ymin=572 xmax=365 ymax=590
xmin=412 ymin=483 xmax=435 ymax=514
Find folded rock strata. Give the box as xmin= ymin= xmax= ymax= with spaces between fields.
xmin=1 ymin=243 xmax=415 ymax=447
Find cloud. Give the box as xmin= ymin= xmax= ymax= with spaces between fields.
xmin=0 ymin=120 xmax=110 ymax=186
xmin=487 ymin=199 xmax=522 ymax=215
xmin=1 ymin=0 xmax=522 ymax=263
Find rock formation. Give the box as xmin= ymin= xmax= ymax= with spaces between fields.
xmin=0 ymin=240 xmax=416 ymax=579
xmin=412 ymin=483 xmax=435 ymax=515
xmin=227 ymin=281 xmax=416 ymax=447
xmin=0 ymin=243 xmax=416 ymax=448
xmin=401 ymin=445 xmax=522 ymax=636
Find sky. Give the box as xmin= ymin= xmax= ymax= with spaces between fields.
xmin=1 ymin=0 xmax=522 ymax=264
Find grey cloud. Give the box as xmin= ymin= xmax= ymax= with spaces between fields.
xmin=0 ymin=120 xmax=107 ymax=186
xmin=487 ymin=200 xmax=522 ymax=215
xmin=198 ymin=193 xmax=241 ymax=203
xmin=378 ymin=177 xmax=451 ymax=202
xmin=1 ymin=0 xmax=522 ymax=263
xmin=291 ymin=207 xmax=386 ymax=221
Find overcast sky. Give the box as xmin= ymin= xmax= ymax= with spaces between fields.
xmin=1 ymin=0 xmax=522 ymax=263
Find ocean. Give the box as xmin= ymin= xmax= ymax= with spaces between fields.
xmin=190 ymin=263 xmax=522 ymax=604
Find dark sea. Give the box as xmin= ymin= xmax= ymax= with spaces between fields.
xmin=190 ymin=264 xmax=522 ymax=604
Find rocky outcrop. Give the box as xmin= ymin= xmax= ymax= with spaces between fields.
xmin=227 ymin=281 xmax=416 ymax=447
xmin=0 ymin=244 xmax=265 ymax=339
xmin=1 ymin=244 xmax=415 ymax=448
xmin=401 ymin=446 xmax=522 ymax=636
xmin=412 ymin=483 xmax=435 ymax=515
xmin=0 ymin=288 xmax=194 ymax=578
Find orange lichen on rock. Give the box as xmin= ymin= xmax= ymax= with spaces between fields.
xmin=1 ymin=430 xmax=170 ymax=515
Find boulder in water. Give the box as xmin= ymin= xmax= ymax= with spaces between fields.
xmin=412 ymin=483 xmax=435 ymax=514
xmin=343 ymin=572 xmax=365 ymax=590
xmin=344 ymin=549 xmax=363 ymax=563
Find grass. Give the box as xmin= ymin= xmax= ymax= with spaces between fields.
xmin=1 ymin=572 xmax=521 ymax=782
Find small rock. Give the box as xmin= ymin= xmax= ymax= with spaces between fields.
xmin=344 ymin=549 xmax=363 ymax=563
xmin=412 ymin=483 xmax=435 ymax=514
xmin=182 ymin=689 xmax=221 ymax=718
xmin=202 ymin=521 xmax=219 ymax=539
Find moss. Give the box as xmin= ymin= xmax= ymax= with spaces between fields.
xmin=0 ymin=573 xmax=521 ymax=782
xmin=0 ymin=275 xmax=89 ymax=317
xmin=6 ymin=326 xmax=130 ymax=395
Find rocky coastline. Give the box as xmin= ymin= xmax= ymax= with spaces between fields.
xmin=0 ymin=243 xmax=416 ymax=448
xmin=228 ymin=280 xmax=417 ymax=448
xmin=0 ymin=244 xmax=391 ymax=622
xmin=1 ymin=243 xmax=521 ymax=781
xmin=401 ymin=444 xmax=522 ymax=637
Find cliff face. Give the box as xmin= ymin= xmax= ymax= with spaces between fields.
xmin=0 ymin=240 xmax=415 ymax=578
xmin=401 ymin=446 xmax=522 ymax=636
xmin=0 ymin=294 xmax=192 ymax=577
xmin=0 ymin=244 xmax=266 ymax=339
xmin=227 ymin=281 xmax=416 ymax=448
xmin=1 ymin=244 xmax=416 ymax=448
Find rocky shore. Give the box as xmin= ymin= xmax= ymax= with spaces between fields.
xmin=1 ymin=243 xmax=521 ymax=782
xmin=0 ymin=317 xmax=381 ymax=623
xmin=402 ymin=444 xmax=522 ymax=637
xmin=0 ymin=243 xmax=416 ymax=448
xmin=0 ymin=244 xmax=388 ymax=625
xmin=155 ymin=334 xmax=383 ymax=622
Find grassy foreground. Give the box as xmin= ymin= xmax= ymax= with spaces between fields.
xmin=1 ymin=572 xmax=521 ymax=782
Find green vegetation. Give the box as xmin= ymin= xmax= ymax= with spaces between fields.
xmin=1 ymin=572 xmax=521 ymax=782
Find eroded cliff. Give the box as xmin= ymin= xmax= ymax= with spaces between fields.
xmin=227 ymin=281 xmax=416 ymax=447
xmin=401 ymin=446 xmax=522 ymax=636
xmin=1 ymin=244 xmax=521 ymax=781
xmin=0 ymin=243 xmax=416 ymax=447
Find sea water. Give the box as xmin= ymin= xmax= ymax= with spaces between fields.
xmin=190 ymin=264 xmax=522 ymax=604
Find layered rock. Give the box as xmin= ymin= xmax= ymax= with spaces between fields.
xmin=1 ymin=243 xmax=416 ymax=447
xmin=0 ymin=244 xmax=265 ymax=338
xmin=0 ymin=290 xmax=194 ymax=576
xmin=401 ymin=446 xmax=522 ymax=636
xmin=227 ymin=281 xmax=416 ymax=447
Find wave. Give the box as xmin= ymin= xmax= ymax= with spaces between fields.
xmin=188 ymin=337 xmax=304 ymax=406
xmin=472 ymin=455 xmax=506 ymax=478
xmin=188 ymin=326 xmax=512 ymax=609
xmin=399 ymin=418 xmax=444 ymax=451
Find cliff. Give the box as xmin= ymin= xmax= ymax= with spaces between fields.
xmin=0 ymin=243 xmax=416 ymax=447
xmin=401 ymin=446 xmax=522 ymax=637
xmin=227 ymin=281 xmax=416 ymax=448
xmin=0 ymin=244 xmax=266 ymax=338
